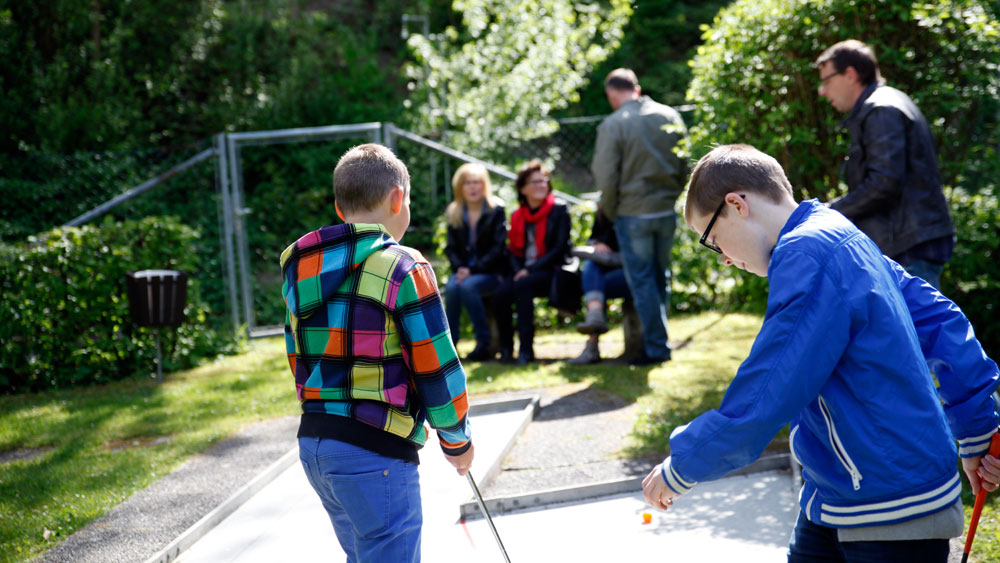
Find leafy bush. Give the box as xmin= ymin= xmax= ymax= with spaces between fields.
xmin=943 ymin=189 xmax=1000 ymax=358
xmin=685 ymin=0 xmax=999 ymax=199
xmin=683 ymin=0 xmax=1000 ymax=317
xmin=0 ymin=216 xmax=236 ymax=394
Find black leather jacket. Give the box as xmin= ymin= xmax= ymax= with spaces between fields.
xmin=508 ymin=202 xmax=571 ymax=273
xmin=829 ymin=84 xmax=954 ymax=259
xmin=445 ymin=203 xmax=510 ymax=275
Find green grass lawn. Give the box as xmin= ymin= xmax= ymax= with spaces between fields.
xmin=1 ymin=311 xmax=998 ymax=562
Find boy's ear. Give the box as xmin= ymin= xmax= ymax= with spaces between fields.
xmin=726 ymin=192 xmax=749 ymax=216
xmin=390 ymin=185 xmax=404 ymax=215
xmin=335 ymin=202 xmax=345 ymax=222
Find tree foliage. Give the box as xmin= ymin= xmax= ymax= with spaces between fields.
xmin=684 ymin=0 xmax=1000 ymax=355
xmin=684 ymin=0 xmax=1000 ymax=200
xmin=0 ymin=0 xmax=412 ymax=154
xmin=562 ymin=0 xmax=732 ymax=113
xmin=405 ymin=0 xmax=632 ymax=160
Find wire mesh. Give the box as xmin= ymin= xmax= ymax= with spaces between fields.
xmin=0 ymin=140 xmax=215 ymax=242
xmin=2 ymin=112 xmax=696 ymax=337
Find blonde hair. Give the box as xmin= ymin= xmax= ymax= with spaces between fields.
xmin=445 ymin=162 xmax=495 ymax=227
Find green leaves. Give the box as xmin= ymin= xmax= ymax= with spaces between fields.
xmin=684 ymin=0 xmax=1000 ymax=351
xmin=0 ymin=217 xmax=228 ymax=394
xmin=685 ymin=0 xmax=1000 ymax=200
xmin=405 ymin=0 xmax=632 ymax=162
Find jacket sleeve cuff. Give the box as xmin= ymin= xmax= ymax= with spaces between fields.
xmin=661 ymin=456 xmax=698 ymax=495
xmin=958 ymin=429 xmax=998 ymax=458
xmin=441 ymin=440 xmax=472 ymax=457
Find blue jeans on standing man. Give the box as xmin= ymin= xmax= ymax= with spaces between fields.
xmin=898 ymin=258 xmax=944 ymax=291
xmin=299 ymin=437 xmax=422 ymax=562
xmin=444 ymin=273 xmax=501 ymax=346
xmin=614 ymin=214 xmax=676 ymax=360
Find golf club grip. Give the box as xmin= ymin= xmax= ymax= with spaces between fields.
xmin=962 ymin=432 xmax=1000 ymax=557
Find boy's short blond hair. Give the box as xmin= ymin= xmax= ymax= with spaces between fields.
xmin=334 ymin=143 xmax=410 ymax=214
xmin=684 ymin=144 xmax=794 ymax=223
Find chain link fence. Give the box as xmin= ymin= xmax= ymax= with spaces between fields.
xmin=0 ymin=140 xmax=229 ymax=326
xmin=1 ymin=111 xmax=699 ymax=336
xmin=0 ymin=140 xmax=215 ymax=241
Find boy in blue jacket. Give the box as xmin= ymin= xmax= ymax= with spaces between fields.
xmin=641 ymin=144 xmax=1000 ymax=561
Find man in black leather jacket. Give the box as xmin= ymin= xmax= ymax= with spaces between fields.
xmin=816 ymin=39 xmax=954 ymax=289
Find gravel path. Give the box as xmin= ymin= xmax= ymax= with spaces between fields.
xmin=482 ymin=383 xmax=661 ymax=497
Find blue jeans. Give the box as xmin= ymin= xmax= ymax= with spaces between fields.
xmin=444 ymin=273 xmax=501 ymax=345
xmin=581 ymin=260 xmax=629 ymax=304
xmin=899 ymin=258 xmax=944 ymax=291
xmin=787 ymin=511 xmax=949 ymax=562
xmin=614 ymin=214 xmax=676 ymax=359
xmin=299 ymin=437 xmax=422 ymax=563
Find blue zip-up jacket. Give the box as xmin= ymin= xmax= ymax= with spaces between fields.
xmin=661 ymin=200 xmax=998 ymax=528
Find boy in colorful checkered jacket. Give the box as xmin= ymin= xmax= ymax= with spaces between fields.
xmin=280 ymin=143 xmax=474 ymax=562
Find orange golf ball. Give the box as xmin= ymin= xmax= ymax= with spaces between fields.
xmin=642 ymin=511 xmax=652 ymax=524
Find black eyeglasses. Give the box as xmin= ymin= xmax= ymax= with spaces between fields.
xmin=819 ymin=71 xmax=841 ymax=84
xmin=699 ymin=194 xmax=744 ymax=254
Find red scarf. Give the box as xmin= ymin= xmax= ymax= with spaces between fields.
xmin=509 ymin=194 xmax=555 ymax=259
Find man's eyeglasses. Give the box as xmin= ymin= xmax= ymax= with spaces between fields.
xmin=819 ymin=71 xmax=841 ymax=84
xmin=699 ymin=194 xmax=745 ymax=254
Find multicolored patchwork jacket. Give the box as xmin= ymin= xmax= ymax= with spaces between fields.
xmin=280 ymin=223 xmax=472 ymax=463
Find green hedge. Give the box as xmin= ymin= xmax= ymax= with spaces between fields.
xmin=0 ymin=217 xmax=235 ymax=394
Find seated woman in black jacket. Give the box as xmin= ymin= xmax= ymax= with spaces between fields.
xmin=497 ymin=160 xmax=571 ymax=364
xmin=443 ymin=162 xmax=510 ymax=361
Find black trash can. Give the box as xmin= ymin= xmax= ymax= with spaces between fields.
xmin=125 ymin=270 xmax=188 ymax=327
xmin=125 ymin=270 xmax=188 ymax=382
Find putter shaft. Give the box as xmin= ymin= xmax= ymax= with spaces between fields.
xmin=467 ymin=472 xmax=511 ymax=563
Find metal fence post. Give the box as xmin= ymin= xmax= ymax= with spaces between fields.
xmin=383 ymin=122 xmax=396 ymax=152
xmin=214 ymin=133 xmax=241 ymax=333
xmin=226 ymin=135 xmax=255 ymax=334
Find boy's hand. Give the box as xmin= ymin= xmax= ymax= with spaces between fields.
xmin=445 ymin=443 xmax=475 ymax=476
xmin=455 ymin=267 xmax=471 ymax=283
xmin=963 ymin=452 xmax=1000 ymax=495
xmin=642 ymin=462 xmax=679 ymax=511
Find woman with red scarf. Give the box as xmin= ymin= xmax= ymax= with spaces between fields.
xmin=496 ymin=160 xmax=571 ymax=364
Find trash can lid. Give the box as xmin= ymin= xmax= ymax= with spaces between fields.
xmin=131 ymin=269 xmax=183 ymax=278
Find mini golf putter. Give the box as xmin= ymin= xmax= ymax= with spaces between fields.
xmin=467 ymin=472 xmax=511 ymax=563
xmin=961 ymin=432 xmax=1000 ymax=563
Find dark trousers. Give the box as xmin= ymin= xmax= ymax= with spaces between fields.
xmin=787 ymin=511 xmax=949 ymax=563
xmin=496 ymin=270 xmax=554 ymax=354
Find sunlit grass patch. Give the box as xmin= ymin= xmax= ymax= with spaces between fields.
xmin=0 ymin=338 xmax=297 ymax=563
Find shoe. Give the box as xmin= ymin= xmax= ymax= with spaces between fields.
xmin=498 ymin=348 xmax=514 ymax=364
xmin=576 ymin=307 xmax=609 ymax=335
xmin=516 ymin=349 xmax=535 ymax=365
xmin=627 ymin=352 xmax=670 ymax=366
xmin=464 ymin=342 xmax=492 ymax=362
xmin=569 ymin=340 xmax=601 ymax=364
